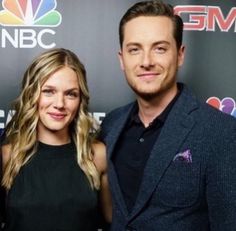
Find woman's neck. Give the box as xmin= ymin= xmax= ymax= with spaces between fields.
xmin=37 ymin=129 xmax=71 ymax=145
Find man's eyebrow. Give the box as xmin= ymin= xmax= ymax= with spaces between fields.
xmin=152 ymin=41 xmax=170 ymax=46
xmin=125 ymin=42 xmax=141 ymax=47
xmin=125 ymin=41 xmax=170 ymax=47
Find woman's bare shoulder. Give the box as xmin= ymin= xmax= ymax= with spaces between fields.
xmin=92 ymin=141 xmax=107 ymax=174
xmin=1 ymin=144 xmax=11 ymax=167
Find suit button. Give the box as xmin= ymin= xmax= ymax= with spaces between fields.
xmin=126 ymin=226 xmax=136 ymax=231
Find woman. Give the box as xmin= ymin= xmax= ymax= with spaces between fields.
xmin=0 ymin=48 xmax=111 ymax=230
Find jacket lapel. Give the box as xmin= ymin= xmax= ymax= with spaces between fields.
xmin=105 ymin=103 xmax=135 ymax=217
xmin=129 ymin=86 xmax=199 ymax=219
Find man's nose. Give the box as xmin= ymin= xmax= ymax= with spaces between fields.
xmin=140 ymin=51 xmax=155 ymax=68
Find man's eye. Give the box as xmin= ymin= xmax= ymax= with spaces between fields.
xmin=155 ymin=47 xmax=167 ymax=54
xmin=128 ymin=48 xmax=140 ymax=55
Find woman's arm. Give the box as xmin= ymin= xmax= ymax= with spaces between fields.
xmin=0 ymin=144 xmax=11 ymax=230
xmin=0 ymin=147 xmax=3 ymax=229
xmin=93 ymin=142 xmax=112 ymax=223
xmin=1 ymin=145 xmax=11 ymax=169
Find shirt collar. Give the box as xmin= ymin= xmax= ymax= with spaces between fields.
xmin=128 ymin=84 xmax=183 ymax=127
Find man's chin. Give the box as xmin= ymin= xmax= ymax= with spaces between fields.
xmin=135 ymin=91 xmax=159 ymax=100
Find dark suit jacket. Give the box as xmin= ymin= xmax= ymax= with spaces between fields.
xmin=100 ymin=83 xmax=236 ymax=231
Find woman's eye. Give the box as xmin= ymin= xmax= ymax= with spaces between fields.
xmin=41 ymin=89 xmax=54 ymax=96
xmin=67 ymin=91 xmax=79 ymax=98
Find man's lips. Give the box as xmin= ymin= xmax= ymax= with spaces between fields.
xmin=137 ymin=72 xmax=160 ymax=80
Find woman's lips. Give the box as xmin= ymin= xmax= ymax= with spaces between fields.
xmin=48 ymin=112 xmax=66 ymax=120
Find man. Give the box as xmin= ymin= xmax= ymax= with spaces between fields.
xmin=100 ymin=1 xmax=236 ymax=230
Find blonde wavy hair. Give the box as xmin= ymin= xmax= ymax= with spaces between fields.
xmin=2 ymin=48 xmax=100 ymax=190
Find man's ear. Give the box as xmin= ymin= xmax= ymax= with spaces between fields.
xmin=178 ymin=45 xmax=185 ymax=67
xmin=118 ymin=50 xmax=125 ymax=71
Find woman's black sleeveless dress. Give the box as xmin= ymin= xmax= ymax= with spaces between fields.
xmin=4 ymin=142 xmax=100 ymax=231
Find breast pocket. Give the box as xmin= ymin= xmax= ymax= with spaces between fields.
xmin=156 ymin=157 xmax=201 ymax=207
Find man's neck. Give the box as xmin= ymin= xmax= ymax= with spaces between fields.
xmin=137 ymin=86 xmax=178 ymax=127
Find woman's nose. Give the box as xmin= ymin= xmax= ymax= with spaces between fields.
xmin=54 ymin=94 xmax=65 ymax=109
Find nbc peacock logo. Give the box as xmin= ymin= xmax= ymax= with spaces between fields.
xmin=0 ymin=0 xmax=61 ymax=27
xmin=0 ymin=0 xmax=62 ymax=48
xmin=207 ymin=97 xmax=236 ymax=118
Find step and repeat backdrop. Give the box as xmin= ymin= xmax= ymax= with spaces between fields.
xmin=0 ymin=0 xmax=235 ymax=133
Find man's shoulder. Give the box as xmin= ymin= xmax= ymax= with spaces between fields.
xmin=200 ymin=101 xmax=236 ymax=125
xmin=179 ymin=83 xmax=236 ymax=127
xmin=192 ymin=100 xmax=236 ymax=138
xmin=104 ymin=102 xmax=134 ymax=121
xmin=99 ymin=102 xmax=134 ymax=141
